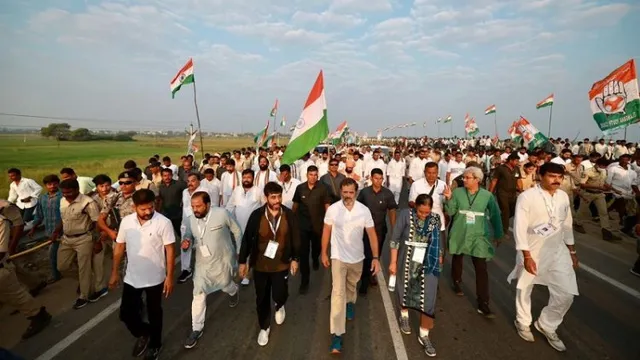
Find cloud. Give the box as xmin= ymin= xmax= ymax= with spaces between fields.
xmin=368 ymin=17 xmax=415 ymax=40
xmin=329 ymin=0 xmax=393 ymax=12
xmin=225 ymin=22 xmax=333 ymax=46
xmin=291 ymin=10 xmax=366 ymax=29
xmin=564 ymin=3 xmax=632 ymax=27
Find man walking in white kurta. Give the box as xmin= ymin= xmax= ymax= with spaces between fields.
xmin=508 ymin=162 xmax=579 ymax=352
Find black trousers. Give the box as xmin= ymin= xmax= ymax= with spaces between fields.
xmin=451 ymin=254 xmax=490 ymax=305
xmin=496 ymin=193 xmax=516 ymax=233
xmin=299 ymin=227 xmax=321 ymax=286
xmin=254 ymin=270 xmax=289 ymax=330
xmin=120 ymin=282 xmax=164 ymax=348
xmin=360 ymin=228 xmax=386 ymax=291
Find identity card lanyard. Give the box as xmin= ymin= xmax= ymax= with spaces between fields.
xmin=196 ymin=212 xmax=211 ymax=242
xmin=264 ymin=208 xmax=282 ymax=259
xmin=537 ymin=185 xmax=556 ymax=225
xmin=265 ymin=208 xmax=282 ymax=239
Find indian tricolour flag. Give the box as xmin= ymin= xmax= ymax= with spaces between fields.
xmin=170 ymin=58 xmax=194 ymax=99
xmin=508 ymin=121 xmax=522 ymax=144
xmin=280 ymin=115 xmax=286 ymax=127
xmin=281 ymin=71 xmax=329 ymax=164
xmin=536 ymin=94 xmax=554 ymax=109
xmin=589 ymin=59 xmax=640 ymax=134
xmin=444 ymin=115 xmax=452 ymax=123
xmin=485 ymin=104 xmax=496 ymax=115
xmin=329 ymin=121 xmax=348 ymax=140
xmin=270 ymin=99 xmax=279 ymax=117
xmin=254 ymin=120 xmax=270 ymax=148
xmin=515 ymin=116 xmax=548 ymax=150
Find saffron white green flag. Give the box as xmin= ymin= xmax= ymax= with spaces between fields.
xmin=254 ymin=120 xmax=270 ymax=147
xmin=508 ymin=121 xmax=522 ymax=144
xmin=536 ymin=94 xmax=554 ymax=109
xmin=589 ymin=59 xmax=640 ymax=135
xmin=515 ymin=116 xmax=547 ymax=150
xmin=465 ymin=115 xmax=479 ymax=137
xmin=170 ymin=58 xmax=194 ymax=99
xmin=444 ymin=115 xmax=452 ymax=123
xmin=280 ymin=115 xmax=286 ymax=127
xmin=485 ymin=104 xmax=496 ymax=115
xmin=281 ymin=71 xmax=329 ymax=164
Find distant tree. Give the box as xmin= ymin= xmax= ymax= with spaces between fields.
xmin=40 ymin=123 xmax=71 ymax=144
xmin=70 ymin=128 xmax=92 ymax=141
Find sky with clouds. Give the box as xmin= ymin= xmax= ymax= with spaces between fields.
xmin=1 ymin=0 xmax=639 ymax=140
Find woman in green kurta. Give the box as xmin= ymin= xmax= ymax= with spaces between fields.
xmin=443 ymin=166 xmax=504 ymax=318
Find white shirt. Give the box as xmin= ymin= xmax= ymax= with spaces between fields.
xmin=386 ymin=159 xmax=405 ymax=190
xmin=8 ymin=178 xmax=42 ymax=209
xmin=116 ymin=212 xmax=175 ymax=288
xmin=364 ymin=159 xmax=386 ymax=180
xmin=508 ymin=187 xmax=578 ymax=295
xmin=606 ymin=164 xmax=637 ymax=198
xmin=324 ymin=200 xmax=374 ymax=264
xmin=225 ymin=186 xmax=265 ymax=231
xmin=353 ymin=159 xmax=365 ymax=178
xmin=201 ymin=177 xmax=222 ymax=207
xmin=162 ymin=164 xmax=179 ymax=181
xmin=278 ymin=178 xmax=301 ymax=209
xmin=182 ymin=186 xmax=216 ymax=217
xmin=298 ymin=159 xmax=316 ymax=181
xmin=408 ymin=157 xmax=429 ymax=181
xmin=254 ymin=169 xmax=277 ymax=191
xmin=446 ymin=160 xmax=465 ymax=185
xmin=595 ymin=143 xmax=609 ymax=157
xmin=316 ymin=159 xmax=329 ymax=178
xmin=517 ymin=152 xmax=529 ymax=162
xmin=438 ymin=159 xmax=448 ymax=181
xmin=408 ymin=178 xmax=447 ymax=231
xmin=220 ymin=170 xmax=242 ymax=197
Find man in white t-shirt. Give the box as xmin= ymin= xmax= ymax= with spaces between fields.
xmin=321 ymin=178 xmax=380 ymax=355
xmin=409 ymin=162 xmax=447 ymax=233
xmin=109 ymin=189 xmax=175 ymax=360
xmin=446 ymin=152 xmax=466 ymax=186
xmin=277 ymin=164 xmax=301 ymax=209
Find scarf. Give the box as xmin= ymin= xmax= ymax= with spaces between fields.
xmin=255 ymin=169 xmax=270 ymax=186
xmin=409 ymin=209 xmax=441 ymax=276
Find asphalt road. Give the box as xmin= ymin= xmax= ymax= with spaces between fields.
xmin=5 ymin=182 xmax=640 ymax=360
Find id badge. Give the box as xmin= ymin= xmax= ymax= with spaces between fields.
xmin=199 ymin=245 xmax=211 ymax=257
xmin=264 ymin=240 xmax=279 ymax=259
xmin=533 ymin=223 xmax=558 ymax=238
xmin=465 ymin=212 xmax=476 ymax=225
xmin=412 ymin=247 xmax=426 ymax=263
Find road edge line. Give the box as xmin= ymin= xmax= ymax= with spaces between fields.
xmin=35 ymin=257 xmax=182 ymax=360
xmin=376 ymin=272 xmax=409 ymax=360
xmin=579 ymin=263 xmax=640 ymax=300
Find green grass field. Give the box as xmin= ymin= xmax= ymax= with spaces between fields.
xmin=0 ymin=134 xmax=256 ymax=199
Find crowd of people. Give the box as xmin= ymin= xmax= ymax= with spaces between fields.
xmin=1 ymin=134 xmax=639 ymax=359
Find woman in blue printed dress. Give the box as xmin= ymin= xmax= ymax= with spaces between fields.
xmin=389 ymin=194 xmax=443 ymax=357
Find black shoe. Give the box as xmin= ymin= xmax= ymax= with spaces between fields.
xmin=573 ymin=224 xmax=586 ymax=234
xmin=29 ymin=281 xmax=47 ymax=298
xmin=312 ymin=258 xmax=320 ymax=271
xmin=73 ymin=298 xmax=89 ymax=310
xmin=477 ymin=302 xmax=495 ymax=319
xmin=88 ymin=288 xmax=109 ymax=303
xmin=453 ymin=281 xmax=464 ymax=296
xmin=132 ymin=335 xmax=150 ymax=357
xmin=299 ymin=283 xmax=309 ymax=295
xmin=22 ymin=307 xmax=52 ymax=339
xmin=144 ymin=346 xmax=161 ymax=360
xmin=358 ymin=286 xmax=368 ymax=296
xmin=177 ymin=270 xmax=192 ymax=284
xmin=602 ymin=229 xmax=621 ymax=242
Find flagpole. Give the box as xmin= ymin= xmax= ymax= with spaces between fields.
xmin=450 ymin=120 xmax=452 ymax=138
xmin=494 ymin=112 xmax=498 ymax=138
xmin=624 ymin=125 xmax=628 ymax=141
xmin=437 ymin=120 xmax=440 ymax=138
xmin=547 ymin=104 xmax=553 ymax=138
xmin=192 ymin=79 xmax=205 ymax=159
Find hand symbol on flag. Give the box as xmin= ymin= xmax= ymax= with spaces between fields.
xmin=596 ymin=80 xmax=627 ymax=114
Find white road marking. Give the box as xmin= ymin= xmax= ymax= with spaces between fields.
xmin=579 ymin=264 xmax=640 ymax=300
xmin=35 ymin=257 xmax=182 ymax=360
xmin=508 ymin=226 xmax=640 ymax=301
xmin=376 ymin=272 xmax=409 ymax=360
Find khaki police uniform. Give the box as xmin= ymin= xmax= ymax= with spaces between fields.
xmin=58 ymin=193 xmax=100 ymax=299
xmin=91 ymin=192 xmax=118 ymax=293
xmin=577 ymin=166 xmax=611 ymax=231
xmin=560 ymin=162 xmax=583 ymax=219
xmin=0 ymin=213 xmax=41 ymax=317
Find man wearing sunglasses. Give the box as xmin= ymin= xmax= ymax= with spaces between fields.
xmin=98 ymin=172 xmax=139 ymax=243
xmin=320 ymin=160 xmax=346 ymax=204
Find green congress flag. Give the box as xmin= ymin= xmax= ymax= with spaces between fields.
xmin=515 ymin=116 xmax=547 ymax=151
xmin=281 ymin=71 xmax=329 ymax=164
xmin=589 ymin=59 xmax=640 ymax=135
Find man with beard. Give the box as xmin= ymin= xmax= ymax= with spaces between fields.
xmin=178 ymin=173 xmax=216 ymax=284
xmin=341 ymin=159 xmax=363 ymax=189
xmin=320 ymin=159 xmax=346 ymax=204
xmin=509 ymin=163 xmax=579 ymax=352
xmin=220 ymin=159 xmax=241 ymax=206
xmin=182 ymin=192 xmax=242 ymax=349
xmin=316 ymin=151 xmax=330 ymax=177
xmin=110 ymin=189 xmax=175 ymax=360
xmin=254 ymin=156 xmax=278 ymax=191
xmin=238 ymin=182 xmax=301 ymax=346
xmin=226 ymin=169 xmax=265 ymax=285
xmin=178 ymin=158 xmax=200 ymax=183
xmin=321 ymin=178 xmax=380 ymax=354
xmin=292 ymin=166 xmax=331 ymax=294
